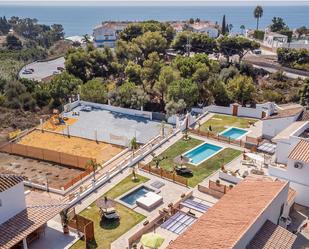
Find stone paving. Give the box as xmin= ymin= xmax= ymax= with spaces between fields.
xmin=29 ymin=220 xmax=79 ymax=249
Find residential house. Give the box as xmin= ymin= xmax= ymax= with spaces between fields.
xmin=263 ymin=32 xmax=289 ymax=48
xmin=93 ymin=22 xmax=129 ymax=48
xmin=262 ymin=103 xmax=304 ymax=139
xmin=167 ymin=176 xmax=296 ymax=249
xmin=269 ymin=121 xmax=309 ymax=206
xmin=190 ymin=21 xmax=219 ymax=38
xmin=0 ymin=174 xmax=67 ymax=249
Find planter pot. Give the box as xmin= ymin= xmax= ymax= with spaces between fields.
xmin=63 ymin=226 xmax=69 ymax=234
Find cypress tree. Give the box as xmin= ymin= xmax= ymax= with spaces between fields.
xmin=222 ymin=15 xmax=226 ymax=35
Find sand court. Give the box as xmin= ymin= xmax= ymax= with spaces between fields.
xmin=18 ymin=130 xmax=124 ymax=164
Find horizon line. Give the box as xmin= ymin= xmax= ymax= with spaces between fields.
xmin=1 ymin=1 xmax=309 ymax=6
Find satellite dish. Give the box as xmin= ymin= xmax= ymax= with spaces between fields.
xmin=294 ymin=162 xmax=303 ymax=169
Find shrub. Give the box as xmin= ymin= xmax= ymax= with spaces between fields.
xmin=253 ymin=30 xmax=265 ymax=40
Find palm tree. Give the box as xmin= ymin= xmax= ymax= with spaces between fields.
xmin=86 ymin=159 xmax=101 ymax=182
xmin=240 ymin=25 xmax=246 ymax=35
xmin=254 ymin=5 xmax=263 ymax=30
xmin=130 ymin=137 xmax=138 ymax=156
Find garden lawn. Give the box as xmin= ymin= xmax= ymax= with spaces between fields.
xmin=199 ymin=114 xmax=257 ymax=134
xmin=150 ymin=137 xmax=242 ymax=187
xmin=70 ymin=174 xmax=149 ymax=249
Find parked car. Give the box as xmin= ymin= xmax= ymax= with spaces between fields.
xmin=253 ymin=49 xmax=262 ymax=55
xmin=22 ymin=69 xmax=32 ymax=74
xmin=57 ymin=66 xmax=65 ymax=71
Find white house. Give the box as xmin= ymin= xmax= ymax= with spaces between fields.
xmin=93 ymin=22 xmax=129 ymax=48
xmin=167 ymin=175 xmax=296 ymax=249
xmin=190 ymin=22 xmax=219 ymax=38
xmin=0 ymin=174 xmax=66 ymax=249
xmin=0 ymin=175 xmax=26 ymax=225
xmin=262 ymin=104 xmax=304 ymax=139
xmin=269 ymin=121 xmax=309 ymax=206
xmin=263 ymin=32 xmax=289 ymax=48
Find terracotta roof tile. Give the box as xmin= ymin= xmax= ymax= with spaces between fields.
xmin=0 ymin=174 xmax=25 ymax=192
xmin=288 ymin=140 xmax=309 ymax=163
xmin=247 ymin=220 xmax=296 ymax=249
xmin=0 ymin=192 xmax=68 ymax=249
xmin=167 ymin=177 xmax=287 ymax=249
xmin=298 ymin=110 xmax=309 ymax=121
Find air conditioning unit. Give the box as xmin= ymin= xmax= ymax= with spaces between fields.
xmin=294 ymin=162 xmax=303 ymax=169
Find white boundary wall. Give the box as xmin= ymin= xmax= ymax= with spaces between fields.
xmin=192 ymin=103 xmax=276 ymax=119
xmin=63 ymin=100 xmax=153 ymax=120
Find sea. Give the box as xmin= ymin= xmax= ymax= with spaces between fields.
xmin=0 ymin=5 xmax=308 ymax=37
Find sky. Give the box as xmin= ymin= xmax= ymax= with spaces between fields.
xmin=1 ymin=0 xmax=309 ymax=6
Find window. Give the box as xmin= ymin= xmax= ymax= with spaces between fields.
xmin=0 ymin=199 xmax=2 ymax=207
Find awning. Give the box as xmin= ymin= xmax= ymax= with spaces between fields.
xmin=245 ymin=153 xmax=264 ymax=163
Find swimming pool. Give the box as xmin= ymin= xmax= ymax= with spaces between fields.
xmin=220 ymin=127 xmax=248 ymax=140
xmin=120 ymin=186 xmax=152 ymax=206
xmin=184 ymin=143 xmax=223 ymax=165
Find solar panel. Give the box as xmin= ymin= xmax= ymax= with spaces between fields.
xmin=161 ymin=211 xmax=196 ymax=234
xmin=181 ymin=198 xmax=210 ymax=213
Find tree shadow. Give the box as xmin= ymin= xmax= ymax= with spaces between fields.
xmin=100 ymin=219 xmax=120 ymax=230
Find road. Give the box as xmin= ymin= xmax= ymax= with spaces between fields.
xmin=244 ymin=53 xmax=309 ymax=79
xmin=19 ymin=57 xmax=65 ymax=81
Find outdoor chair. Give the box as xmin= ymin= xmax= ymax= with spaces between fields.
xmin=175 ymin=165 xmax=193 ymax=176
xmin=102 ymin=207 xmax=120 ymax=220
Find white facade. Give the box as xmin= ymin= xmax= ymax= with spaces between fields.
xmin=235 ymin=181 xmax=289 ymax=248
xmin=269 ymin=158 xmax=309 ymax=207
xmin=93 ymin=22 xmax=128 ymax=48
xmin=192 ymin=26 xmax=219 ymax=38
xmin=269 ymin=121 xmax=309 ymax=206
xmin=273 ymin=122 xmax=309 ymax=164
xmin=263 ymin=32 xmax=289 ymax=48
xmin=262 ymin=115 xmax=300 ymax=139
xmin=0 ymin=182 xmax=26 ymax=225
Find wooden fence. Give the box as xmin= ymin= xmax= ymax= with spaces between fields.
xmin=68 ymin=214 xmax=94 ymax=243
xmin=138 ymin=164 xmax=188 ymax=187
xmin=62 ymin=168 xmax=93 ymax=190
xmin=198 ymin=180 xmax=232 ymax=199
xmin=189 ymin=128 xmax=260 ymax=149
xmin=0 ymin=142 xmax=93 ymax=169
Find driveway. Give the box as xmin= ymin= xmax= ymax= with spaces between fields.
xmin=19 ymin=57 xmax=65 ymax=81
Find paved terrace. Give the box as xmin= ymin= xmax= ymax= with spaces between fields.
xmin=63 ymin=106 xmax=172 ymax=145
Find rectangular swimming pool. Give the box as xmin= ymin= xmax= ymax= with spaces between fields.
xmin=184 ymin=143 xmax=223 ymax=165
xmin=120 ymin=186 xmax=152 ymax=206
xmin=220 ymin=127 xmax=248 ymax=140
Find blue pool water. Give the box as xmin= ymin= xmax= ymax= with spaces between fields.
xmin=184 ymin=143 xmax=223 ymax=165
xmin=220 ymin=127 xmax=248 ymax=140
xmin=120 ymin=186 xmax=151 ymax=205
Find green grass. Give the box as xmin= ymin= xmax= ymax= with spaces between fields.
xmin=150 ymin=137 xmax=242 ymax=187
xmin=199 ymin=114 xmax=257 ymax=134
xmin=70 ymin=174 xmax=149 ymax=249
